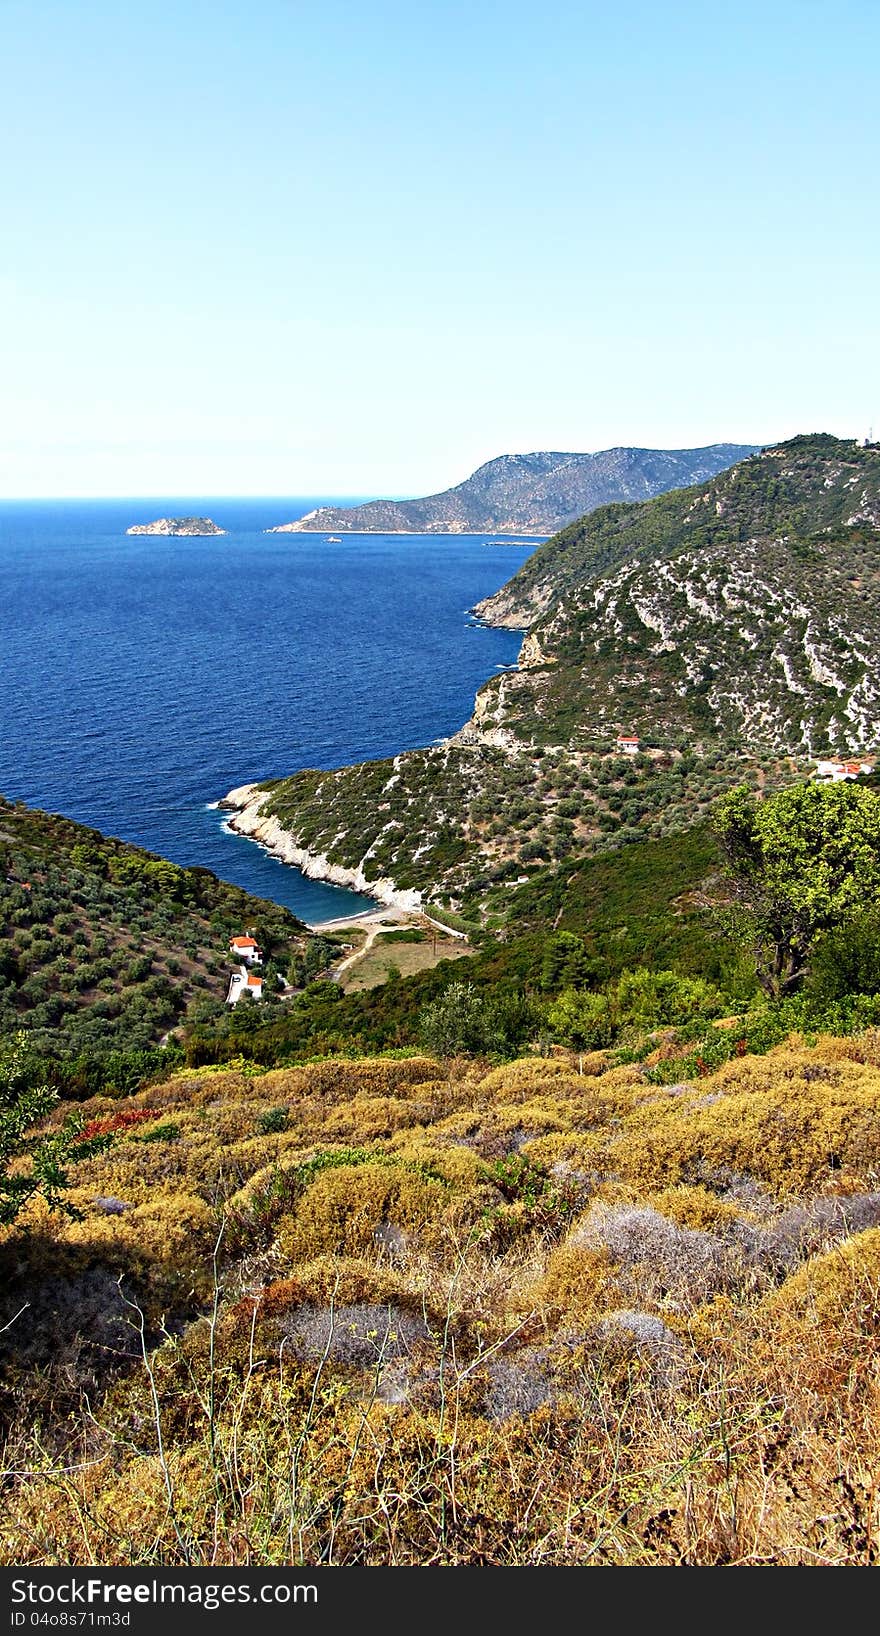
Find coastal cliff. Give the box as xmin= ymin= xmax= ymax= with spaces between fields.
xmin=126 ymin=516 xmax=226 ymax=536
xmin=221 ymin=782 xmax=424 ymax=911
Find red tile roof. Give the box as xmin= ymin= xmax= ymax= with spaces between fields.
xmin=230 ymin=936 xmax=258 ymax=949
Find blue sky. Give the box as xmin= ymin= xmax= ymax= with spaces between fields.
xmin=2 ymin=0 xmax=878 ymax=496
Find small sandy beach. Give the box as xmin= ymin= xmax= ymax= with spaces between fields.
xmin=306 ymin=904 xmax=415 ymax=934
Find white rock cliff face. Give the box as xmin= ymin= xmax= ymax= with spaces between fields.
xmin=472 ymin=584 xmax=552 ymax=629
xmin=221 ymin=784 xmax=423 ymax=912
xmin=517 ymin=631 xmax=556 ymax=669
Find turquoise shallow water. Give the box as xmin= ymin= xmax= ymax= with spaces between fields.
xmin=0 ymin=498 xmax=536 ymax=921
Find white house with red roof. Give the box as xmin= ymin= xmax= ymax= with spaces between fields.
xmin=229 ymin=934 xmax=262 ymax=965
xmin=814 ymin=756 xmax=874 ymax=783
xmin=616 ymin=734 xmax=640 ymax=756
xmin=226 ymin=966 xmax=264 ymax=1005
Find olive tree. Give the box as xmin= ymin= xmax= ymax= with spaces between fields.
xmin=419 ymin=981 xmax=537 ymax=1058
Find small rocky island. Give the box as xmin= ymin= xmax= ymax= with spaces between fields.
xmin=126 ymin=516 xmax=226 ymax=536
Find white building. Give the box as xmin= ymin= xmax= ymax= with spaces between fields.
xmin=226 ymin=966 xmax=264 ymax=1005
xmin=814 ymin=757 xmax=874 ymax=783
xmin=616 ymin=734 xmax=640 ymax=756
xmin=229 ymin=934 xmax=262 ymax=965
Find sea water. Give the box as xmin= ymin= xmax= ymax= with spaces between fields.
xmin=0 ymin=498 xmax=535 ymax=922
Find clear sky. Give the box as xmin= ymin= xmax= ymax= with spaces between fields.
xmin=2 ymin=0 xmax=878 ymax=497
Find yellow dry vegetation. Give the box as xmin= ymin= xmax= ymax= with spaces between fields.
xmin=760 ymin=1223 xmax=880 ymax=1393
xmin=278 ymin=1161 xmax=449 ymax=1262
xmin=598 ymin=1053 xmax=880 ymax=1193
xmin=3 ymin=1037 xmax=880 ymax=1565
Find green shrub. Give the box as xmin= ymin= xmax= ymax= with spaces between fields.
xmin=134 ymin=1121 xmax=181 ymax=1144
xmin=547 ymin=988 xmax=617 ymax=1050
xmin=257 ymin=1105 xmax=290 ymax=1134
xmin=419 ymin=981 xmax=538 ymax=1059
xmin=616 ymin=968 xmax=726 ymax=1029
xmin=806 ymin=914 xmax=880 ymax=1004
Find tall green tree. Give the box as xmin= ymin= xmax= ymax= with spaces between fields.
xmin=540 ymin=931 xmax=595 ymax=991
xmin=714 ymin=782 xmax=880 ymax=998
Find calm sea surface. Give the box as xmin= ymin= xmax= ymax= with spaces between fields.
xmin=0 ymin=499 xmax=535 ymax=922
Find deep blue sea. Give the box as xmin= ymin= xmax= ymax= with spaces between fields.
xmin=0 ymin=499 xmax=536 ymax=923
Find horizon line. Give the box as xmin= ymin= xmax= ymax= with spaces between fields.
xmin=0 ymin=492 xmax=372 ymax=504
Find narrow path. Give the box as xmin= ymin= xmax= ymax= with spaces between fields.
xmin=418 ymin=912 xmax=469 ymax=942
xmin=332 ymin=922 xmax=386 ymax=982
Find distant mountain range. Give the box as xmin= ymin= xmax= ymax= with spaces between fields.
xmin=269 ymin=444 xmax=760 ymax=536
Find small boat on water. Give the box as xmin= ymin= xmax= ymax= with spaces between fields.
xmin=327 ymin=535 xmax=342 ymax=543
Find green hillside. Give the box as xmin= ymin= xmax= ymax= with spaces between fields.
xmin=0 ymin=796 xmax=325 ymax=1081
xmin=476 ymin=433 xmax=880 ymax=626
xmin=182 ymin=818 xmax=751 ymax=1071
xmin=0 ymin=793 xmax=744 ymax=1084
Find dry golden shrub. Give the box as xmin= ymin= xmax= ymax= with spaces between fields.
xmin=814 ymin=1028 xmax=880 ymax=1067
xmin=746 ymin=1227 xmax=880 ymax=1418
xmin=516 ymin=1130 xmax=605 ymax=1170
xmin=319 ymin=1095 xmax=435 ymax=1141
xmin=146 ymin=1067 xmax=265 ymax=1107
xmin=278 ymin=1161 xmax=448 ymax=1262
xmin=477 ymin=1057 xmax=607 ymax=1098
xmin=533 ymin=1241 xmax=615 ymax=1324
xmin=8 ymin=1037 xmax=880 ymax=1566
xmin=475 ymin=1060 xmax=639 ymax=1111
xmin=647 ymin=1184 xmax=745 ymax=1230
xmin=88 ymin=1453 xmax=179 ymax=1549
xmin=763 ymin=1225 xmax=880 ymax=1336
xmin=67 ymin=1124 xmax=236 ymax=1205
xmin=432 ymin=1099 xmax=575 ymax=1144
xmin=385 ymin=1136 xmax=489 ymax=1190
xmin=61 ymin=1190 xmax=216 ymax=1265
xmin=253 ymin=1255 xmax=410 ymax=1316
xmin=680 ymin=1292 xmax=739 ymax=1350
xmin=603 ymin=1051 xmax=880 ymax=1195
xmin=267 ymin=1056 xmax=444 ymax=1102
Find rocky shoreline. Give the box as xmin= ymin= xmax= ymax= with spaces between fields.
xmin=220 ymin=782 xmax=424 ymax=913
xmin=220 ymin=621 xmax=535 ymax=902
